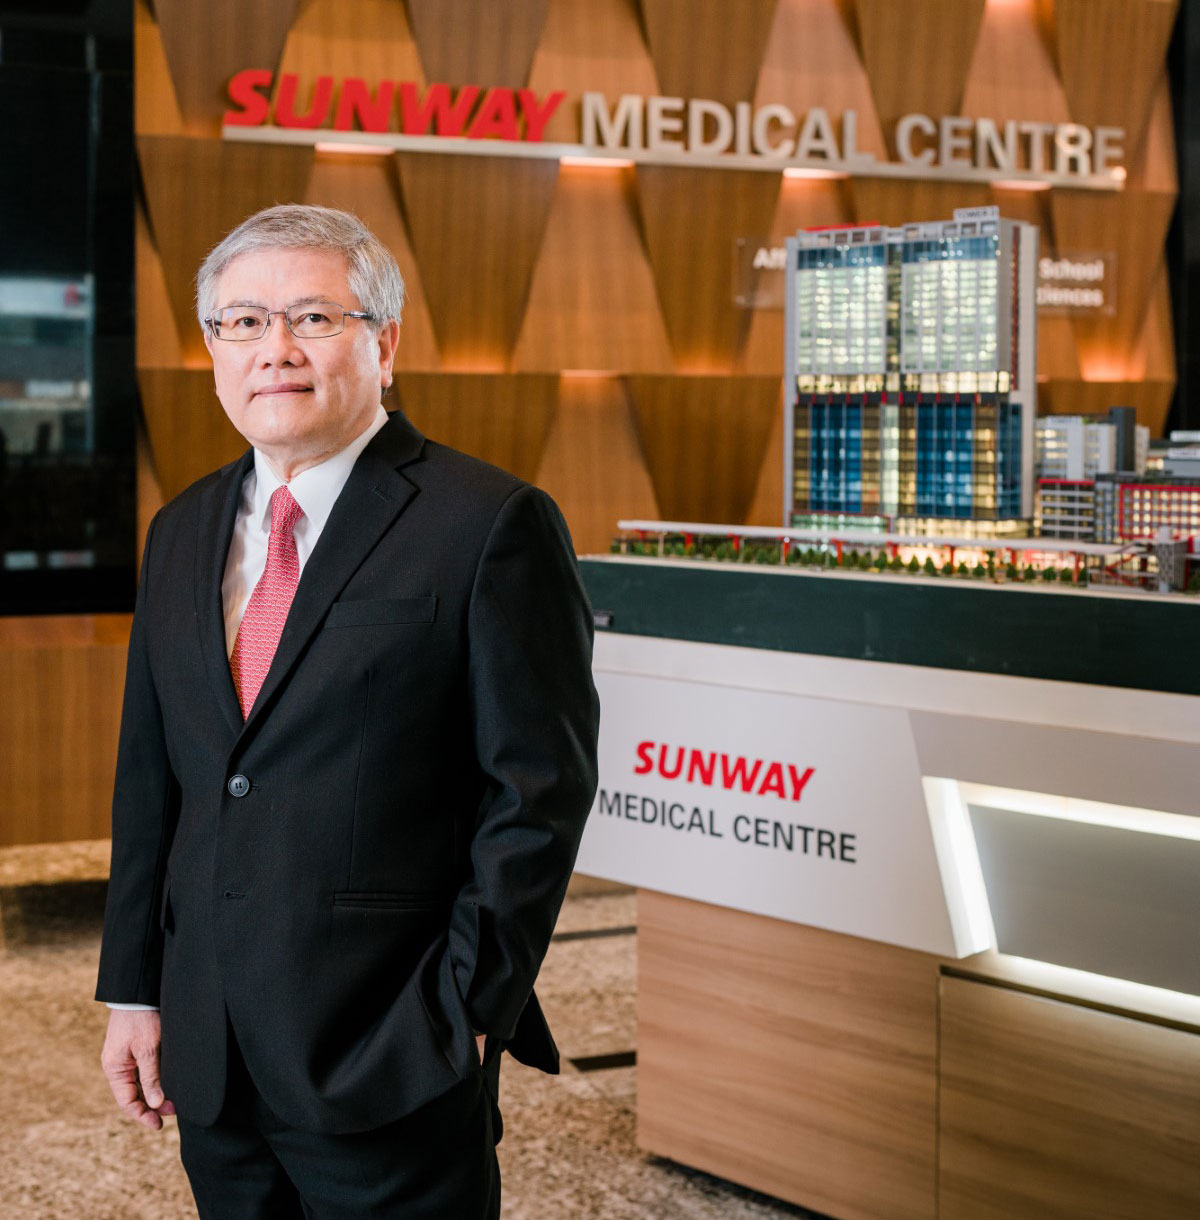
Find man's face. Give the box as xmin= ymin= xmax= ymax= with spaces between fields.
xmin=204 ymin=247 xmax=400 ymax=475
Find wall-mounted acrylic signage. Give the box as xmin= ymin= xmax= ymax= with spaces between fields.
xmin=1036 ymin=251 xmax=1117 ymax=316
xmin=222 ymin=71 xmax=1127 ymax=192
xmin=736 ymin=236 xmax=1119 ymax=317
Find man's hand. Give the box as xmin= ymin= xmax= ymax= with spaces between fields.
xmin=101 ymin=1009 xmax=176 ymax=1130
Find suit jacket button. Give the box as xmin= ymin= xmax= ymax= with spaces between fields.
xmin=227 ymin=774 xmax=250 ymax=798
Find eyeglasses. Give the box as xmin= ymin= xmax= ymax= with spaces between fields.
xmin=205 ymin=302 xmax=376 ymax=341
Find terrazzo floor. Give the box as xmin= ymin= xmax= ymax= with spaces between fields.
xmin=0 ymin=842 xmax=822 ymax=1219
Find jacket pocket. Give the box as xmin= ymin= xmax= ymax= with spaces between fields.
xmin=331 ymin=891 xmax=441 ymax=911
xmin=325 ymin=596 xmax=437 ymax=627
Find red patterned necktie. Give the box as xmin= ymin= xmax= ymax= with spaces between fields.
xmin=230 ymin=484 xmax=305 ymax=720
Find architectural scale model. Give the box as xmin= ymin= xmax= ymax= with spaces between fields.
xmin=608 ymin=209 xmax=1197 ymax=594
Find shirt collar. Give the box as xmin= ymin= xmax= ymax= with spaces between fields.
xmin=250 ymin=405 xmax=390 ymax=535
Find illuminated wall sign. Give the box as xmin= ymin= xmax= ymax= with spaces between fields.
xmin=1036 ymin=251 xmax=1117 ymax=315
xmin=222 ymin=71 xmax=1126 ymax=192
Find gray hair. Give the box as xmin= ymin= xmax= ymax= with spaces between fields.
xmin=195 ymin=204 xmax=405 ymax=330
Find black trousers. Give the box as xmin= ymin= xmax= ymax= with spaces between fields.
xmin=177 ymin=1022 xmax=502 ymax=1220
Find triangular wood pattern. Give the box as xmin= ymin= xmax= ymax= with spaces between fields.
xmin=1125 ymin=73 xmax=1177 ymax=195
xmin=138 ymin=369 xmax=247 ymax=501
xmin=635 ymin=166 xmax=782 ymax=371
xmin=637 ymin=0 xmax=781 ymax=110
xmin=756 ymin=0 xmax=886 ymax=160
xmin=1050 ymin=0 xmax=1177 ymax=157
xmin=625 ymin=375 xmax=781 ymax=522
xmin=136 ymin=415 xmax=165 ymax=559
xmin=526 ymin=0 xmax=659 ymax=143
xmin=303 ymin=156 xmax=440 ymax=371
xmin=279 ymin=0 xmax=426 ymax=115
xmin=854 ymin=0 xmax=985 ymax=151
xmin=135 ymin=196 xmax=187 ymax=369
xmin=134 ymin=0 xmax=186 ymax=137
xmin=138 ymin=137 xmax=315 ymax=350
xmin=1050 ymin=188 xmax=1175 ymax=380
xmin=744 ymin=389 xmax=786 ymax=526
xmin=959 ymin=0 xmax=1071 ymax=128
xmin=832 ymin=0 xmax=864 ymax=55
xmin=1037 ymin=315 xmax=1082 ymax=381
xmin=396 ymin=153 xmax=559 ymax=370
xmin=512 ymin=165 xmax=673 ymax=373
xmin=847 ymin=177 xmax=992 ymax=227
xmin=154 ymin=0 xmax=300 ymax=136
xmin=393 ymin=373 xmax=558 ymax=482
xmin=738 ymin=176 xmax=852 ymax=375
xmin=534 ymin=377 xmax=661 ymax=553
xmin=404 ymin=0 xmax=549 ymax=88
xmin=1131 ymin=260 xmax=1175 ymax=382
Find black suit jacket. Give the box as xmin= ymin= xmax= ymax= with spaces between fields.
xmin=95 ymin=410 xmax=600 ymax=1134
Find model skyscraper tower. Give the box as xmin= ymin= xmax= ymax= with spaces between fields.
xmin=785 ymin=207 xmax=1038 ymax=535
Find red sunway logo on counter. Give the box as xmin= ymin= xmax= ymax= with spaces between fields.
xmin=224 ymin=70 xmax=565 ymax=141
xmin=634 ymin=741 xmax=815 ymax=802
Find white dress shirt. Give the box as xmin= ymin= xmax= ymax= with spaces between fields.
xmin=221 ymin=404 xmax=390 ymax=656
xmin=106 ymin=405 xmax=390 ymax=1013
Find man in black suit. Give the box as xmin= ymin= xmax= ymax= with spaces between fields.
xmin=96 ymin=204 xmax=600 ymax=1218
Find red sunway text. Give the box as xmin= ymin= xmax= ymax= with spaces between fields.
xmin=224 ymin=70 xmax=566 ymax=141
xmin=634 ymin=741 xmax=815 ymax=803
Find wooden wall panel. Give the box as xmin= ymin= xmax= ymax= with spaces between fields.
xmin=0 ymin=632 xmax=129 ymax=847
xmin=636 ymin=167 xmax=781 ymax=370
xmin=638 ymin=891 xmax=941 ymax=1220
xmin=855 ymin=0 xmax=986 ymax=150
xmin=534 ymin=377 xmax=661 ymax=553
xmin=1051 ymin=0 xmax=1178 ymax=156
xmin=154 ymin=0 xmax=300 ymax=137
xmin=136 ymin=416 xmax=165 ymax=561
xmin=404 ymin=0 xmax=548 ymax=89
xmin=278 ymin=0 xmax=425 ymax=100
xmin=743 ymin=391 xmax=786 ymax=526
xmin=738 ymin=176 xmax=853 ymax=375
xmin=756 ymin=0 xmax=886 ymax=159
xmin=848 ymin=177 xmax=992 ymax=228
xmin=134 ymin=196 xmax=186 ymax=369
xmin=393 ymin=373 xmax=558 ymax=482
xmin=626 ymin=375 xmax=780 ymax=522
xmin=959 ymin=0 xmax=1070 ymax=129
xmin=1131 ymin=261 xmax=1176 ymax=382
xmin=1050 ymin=192 xmax=1175 ymax=381
xmin=512 ymin=165 xmax=673 ymax=373
xmin=638 ymin=0 xmax=781 ymax=111
xmin=138 ymin=136 xmax=315 ymax=351
xmin=396 ymin=154 xmax=559 ymax=369
xmin=134 ymin=0 xmax=186 ymax=138
xmin=526 ymin=0 xmax=659 ymax=143
xmin=303 ymin=156 xmax=441 ymax=371
xmin=137 ymin=370 xmax=246 ymax=501
xmin=938 ymin=976 xmax=1200 ymax=1220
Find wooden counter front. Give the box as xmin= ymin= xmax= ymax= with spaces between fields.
xmin=637 ymin=889 xmax=941 ymax=1220
xmin=637 ymin=890 xmax=1200 ymax=1220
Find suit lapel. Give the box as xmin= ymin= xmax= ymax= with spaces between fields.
xmin=238 ymin=411 xmax=426 ymax=739
xmin=194 ymin=450 xmax=255 ymax=738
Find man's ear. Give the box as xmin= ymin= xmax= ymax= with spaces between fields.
xmin=203 ymin=325 xmax=214 ymax=358
xmin=378 ymin=318 xmax=401 ymax=388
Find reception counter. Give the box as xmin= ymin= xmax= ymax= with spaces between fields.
xmin=576 ymin=556 xmax=1200 ymax=1220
